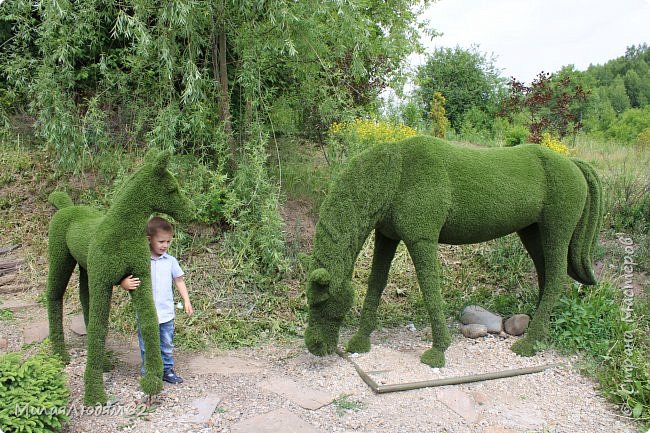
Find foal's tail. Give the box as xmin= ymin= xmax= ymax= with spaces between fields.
xmin=567 ymin=159 xmax=603 ymax=285
xmin=48 ymin=191 xmax=74 ymax=210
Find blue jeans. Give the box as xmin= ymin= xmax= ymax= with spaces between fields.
xmin=137 ymin=319 xmax=174 ymax=374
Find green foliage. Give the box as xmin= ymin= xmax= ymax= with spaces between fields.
xmin=606 ymin=106 xmax=650 ymax=144
xmin=0 ymin=351 xmax=70 ymax=433
xmin=550 ymin=282 xmax=650 ymax=424
xmin=332 ymin=394 xmax=364 ymax=416
xmin=550 ymin=283 xmax=619 ymax=354
xmin=0 ymin=308 xmax=14 ymax=320
xmin=416 ymin=45 xmax=503 ymax=131
xmin=504 ymin=124 xmax=529 ymax=146
xmin=325 ymin=118 xmax=417 ymax=171
xmin=223 ymin=130 xmax=288 ymax=278
xmin=428 ymin=91 xmax=449 ymax=138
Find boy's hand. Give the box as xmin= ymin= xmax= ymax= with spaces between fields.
xmin=184 ymin=300 xmax=194 ymax=316
xmin=120 ymin=275 xmax=140 ymax=291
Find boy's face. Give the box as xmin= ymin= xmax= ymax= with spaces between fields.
xmin=148 ymin=230 xmax=173 ymax=258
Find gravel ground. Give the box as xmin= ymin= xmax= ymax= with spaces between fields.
xmin=46 ymin=325 xmax=641 ymax=433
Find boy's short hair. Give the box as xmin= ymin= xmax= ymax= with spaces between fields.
xmin=147 ymin=216 xmax=174 ymax=237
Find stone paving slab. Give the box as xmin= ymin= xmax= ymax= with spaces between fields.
xmin=0 ymin=298 xmax=38 ymax=311
xmin=23 ymin=320 xmax=49 ymax=344
xmin=259 ymin=377 xmax=336 ymax=410
xmin=436 ymin=388 xmax=480 ymax=423
xmin=178 ymin=393 xmax=222 ymax=424
xmin=188 ymin=355 xmax=266 ymax=375
xmin=230 ymin=408 xmax=324 ymax=433
xmin=69 ymin=313 xmax=87 ymax=335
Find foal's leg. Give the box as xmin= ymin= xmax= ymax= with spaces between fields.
xmin=407 ymin=240 xmax=450 ymax=367
xmin=83 ymin=276 xmax=113 ymax=405
xmin=346 ymin=231 xmax=400 ymax=353
xmin=47 ymin=246 xmax=76 ymax=364
xmin=130 ymin=268 xmax=163 ymax=397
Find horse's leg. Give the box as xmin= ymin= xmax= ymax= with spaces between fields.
xmin=406 ymin=240 xmax=451 ymax=367
xmin=83 ymin=276 xmax=113 ymax=405
xmin=512 ymin=225 xmax=571 ymax=356
xmin=346 ymin=231 xmax=400 ymax=353
xmin=47 ymin=246 xmax=76 ymax=364
xmin=130 ymin=268 xmax=163 ymax=397
xmin=517 ymin=224 xmax=546 ymax=305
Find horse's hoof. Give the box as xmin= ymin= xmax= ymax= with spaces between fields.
xmin=511 ymin=337 xmax=537 ymax=357
xmin=141 ymin=374 xmax=163 ymax=396
xmin=345 ymin=334 xmax=371 ymax=353
xmin=420 ymin=348 xmax=446 ymax=368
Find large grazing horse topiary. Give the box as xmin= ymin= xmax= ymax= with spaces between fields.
xmin=304 ymin=136 xmax=602 ymax=367
xmin=47 ymin=149 xmax=195 ymax=405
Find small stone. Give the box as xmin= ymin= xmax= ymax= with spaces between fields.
xmin=460 ymin=305 xmax=503 ymax=333
xmin=0 ymin=337 xmax=8 ymax=350
xmin=461 ymin=323 xmax=488 ymax=339
xmin=406 ymin=323 xmax=416 ymax=332
xmin=504 ymin=314 xmax=530 ymax=336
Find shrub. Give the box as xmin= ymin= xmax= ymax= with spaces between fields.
xmin=540 ymin=132 xmax=575 ymax=156
xmin=635 ymin=128 xmax=650 ymax=148
xmin=550 ymin=282 xmax=650 ymax=423
xmin=327 ymin=118 xmax=417 ymax=164
xmin=0 ymin=352 xmax=70 ymax=433
xmin=504 ymin=124 xmax=529 ymax=146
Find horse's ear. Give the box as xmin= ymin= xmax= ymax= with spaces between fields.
xmin=153 ymin=150 xmax=172 ymax=174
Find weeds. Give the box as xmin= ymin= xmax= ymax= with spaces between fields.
xmin=332 ymin=394 xmax=364 ymax=416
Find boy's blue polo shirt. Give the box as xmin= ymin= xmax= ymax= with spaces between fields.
xmin=150 ymin=252 xmax=184 ymax=324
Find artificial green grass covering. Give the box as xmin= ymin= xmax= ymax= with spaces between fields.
xmin=46 ymin=150 xmax=194 ymax=404
xmin=305 ymin=136 xmax=602 ymax=367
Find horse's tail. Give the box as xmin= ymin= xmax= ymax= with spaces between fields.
xmin=567 ymin=159 xmax=603 ymax=285
xmin=48 ymin=191 xmax=74 ymax=210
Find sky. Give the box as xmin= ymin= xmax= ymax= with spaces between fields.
xmin=413 ymin=0 xmax=650 ymax=84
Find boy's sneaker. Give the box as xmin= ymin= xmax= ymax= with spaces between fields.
xmin=162 ymin=369 xmax=184 ymax=384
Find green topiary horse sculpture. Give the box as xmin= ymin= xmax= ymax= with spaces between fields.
xmin=47 ymin=149 xmax=195 ymax=405
xmin=305 ymin=136 xmax=602 ymax=367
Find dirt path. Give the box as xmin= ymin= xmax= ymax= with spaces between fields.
xmin=1 ymin=293 xmax=641 ymax=433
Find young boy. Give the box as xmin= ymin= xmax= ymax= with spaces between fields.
xmin=120 ymin=216 xmax=193 ymax=384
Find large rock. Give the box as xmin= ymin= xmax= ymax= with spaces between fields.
xmin=460 ymin=305 xmax=503 ymax=333
xmin=504 ymin=314 xmax=530 ymax=336
xmin=461 ymin=323 xmax=488 ymax=339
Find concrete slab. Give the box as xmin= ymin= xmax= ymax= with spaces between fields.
xmin=179 ymin=393 xmax=222 ymax=424
xmin=230 ymin=408 xmax=323 ymax=433
xmin=188 ymin=355 xmax=266 ymax=375
xmin=1 ymin=298 xmax=38 ymax=311
xmin=259 ymin=377 xmax=335 ymax=410
xmin=437 ymin=388 xmax=480 ymax=423
xmin=23 ymin=320 xmax=49 ymax=344
xmin=69 ymin=313 xmax=87 ymax=335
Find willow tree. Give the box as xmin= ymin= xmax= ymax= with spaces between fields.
xmin=1 ymin=0 xmax=433 ymax=276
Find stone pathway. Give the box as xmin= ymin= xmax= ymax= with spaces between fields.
xmin=2 ymin=301 xmax=641 ymax=433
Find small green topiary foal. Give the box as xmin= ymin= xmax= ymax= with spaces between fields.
xmin=305 ymin=136 xmax=602 ymax=367
xmin=47 ymin=149 xmax=195 ymax=405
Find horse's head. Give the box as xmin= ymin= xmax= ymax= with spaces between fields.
xmin=138 ymin=149 xmax=195 ymax=223
xmin=304 ymin=266 xmax=353 ymax=356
